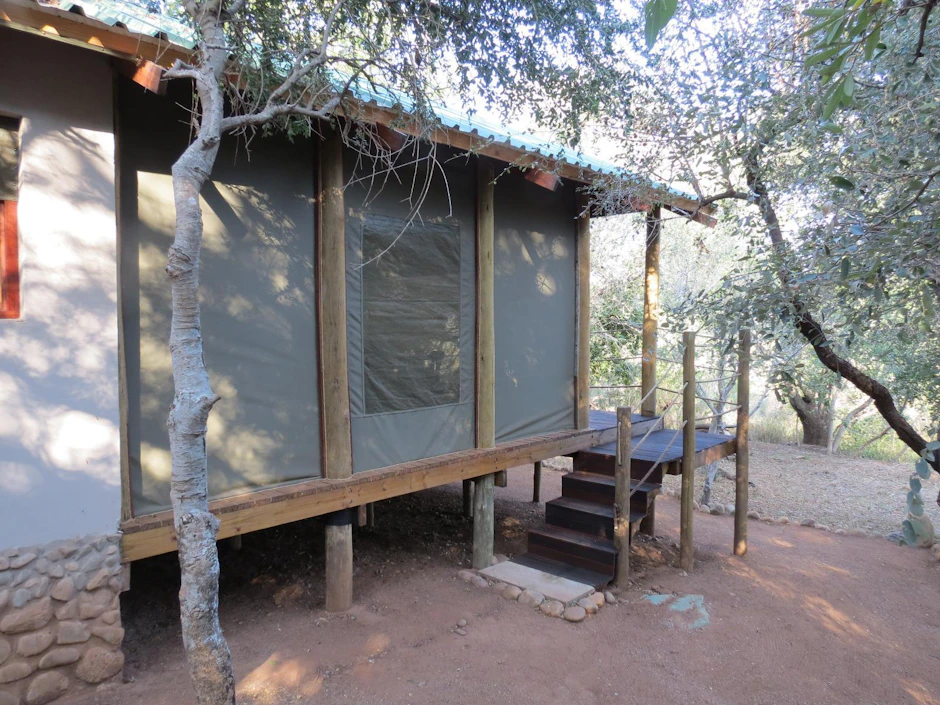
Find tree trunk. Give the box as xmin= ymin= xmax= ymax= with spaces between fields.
xmin=165 ymin=27 xmax=236 ymax=704
xmin=789 ymin=394 xmax=830 ymax=447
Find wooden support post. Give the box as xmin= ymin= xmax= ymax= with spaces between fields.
xmin=473 ymin=158 xmax=496 ymax=566
xmin=227 ymin=534 xmax=242 ymax=552
xmin=679 ymin=331 xmax=696 ymax=572
xmin=641 ymin=206 xmax=661 ymax=417
xmin=638 ymin=496 xmax=656 ymax=537
xmin=357 ymin=504 xmax=368 ymax=527
xmin=325 ymin=512 xmax=353 ymax=612
xmin=494 ymin=470 xmax=507 ymax=487
xmin=614 ymin=407 xmax=632 ymax=587
xmin=367 ymin=502 xmax=375 ymax=528
xmin=734 ymin=329 xmax=751 ymax=556
xmin=472 ymin=473 xmax=495 ymax=569
xmin=532 ymin=461 xmax=542 ymax=503
xmin=319 ymin=128 xmax=354 ymax=612
xmin=575 ymin=193 xmax=591 ymax=429
xmin=462 ymin=479 xmax=474 ymax=518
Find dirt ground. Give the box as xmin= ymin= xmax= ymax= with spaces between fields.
xmin=659 ymin=441 xmax=940 ymax=537
xmin=67 ymin=459 xmax=940 ymax=705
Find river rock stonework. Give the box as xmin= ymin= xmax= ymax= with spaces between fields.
xmin=0 ymin=535 xmax=124 ymax=704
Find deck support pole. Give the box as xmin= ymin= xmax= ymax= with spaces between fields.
xmin=532 ymin=461 xmax=542 ymax=503
xmin=679 ymin=331 xmax=696 ymax=572
xmin=641 ymin=206 xmax=661 ymax=417
xmin=319 ymin=127 xmax=354 ymax=611
xmin=472 ymin=473 xmax=495 ymax=569
xmin=638 ymin=496 xmax=656 ymax=536
xmin=462 ymin=479 xmax=474 ymax=517
xmin=473 ymin=157 xmax=496 ymax=567
xmin=734 ymin=329 xmax=751 ymax=556
xmin=576 ymin=193 xmax=591 ymax=429
xmin=614 ymin=407 xmax=632 ymax=586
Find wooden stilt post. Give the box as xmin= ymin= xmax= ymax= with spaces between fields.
xmin=494 ymin=470 xmax=508 ymax=488
xmin=462 ymin=479 xmax=474 ymax=517
xmin=319 ymin=128 xmax=354 ymax=612
xmin=679 ymin=331 xmax=696 ymax=572
xmin=576 ymin=194 xmax=591 ymax=430
xmin=472 ymin=473 xmax=495 ymax=568
xmin=532 ymin=461 xmax=542 ymax=503
xmin=472 ymin=157 xmax=496 ymax=569
xmin=366 ymin=502 xmax=375 ymax=528
xmin=614 ymin=407 xmax=632 ymax=586
xmin=641 ymin=206 xmax=661 ymax=418
xmin=639 ymin=496 xmax=656 ymax=536
xmin=734 ymin=329 xmax=751 ymax=556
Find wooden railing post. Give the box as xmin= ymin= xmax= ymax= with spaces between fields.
xmin=614 ymin=406 xmax=632 ymax=586
xmin=641 ymin=206 xmax=661 ymax=417
xmin=576 ymin=193 xmax=591 ymax=429
xmin=320 ymin=127 xmax=355 ymax=612
xmin=532 ymin=461 xmax=542 ymax=503
xmin=679 ymin=331 xmax=696 ymax=572
xmin=734 ymin=329 xmax=751 ymax=556
xmin=472 ymin=157 xmax=496 ymax=569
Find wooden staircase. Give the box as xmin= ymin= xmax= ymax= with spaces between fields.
xmin=517 ymin=413 xmax=664 ymax=587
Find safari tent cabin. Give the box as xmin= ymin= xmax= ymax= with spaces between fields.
xmin=0 ymin=2 xmax=721 ymax=702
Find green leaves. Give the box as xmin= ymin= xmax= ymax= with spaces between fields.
xmin=644 ymin=0 xmax=677 ymax=49
xmin=829 ymin=175 xmax=856 ymax=190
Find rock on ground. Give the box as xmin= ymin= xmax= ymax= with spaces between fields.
xmin=563 ymin=606 xmax=586 ymax=623
xmin=539 ymin=601 xmax=565 ymax=618
xmin=518 ymin=589 xmax=544 ymax=607
xmin=502 ymin=585 xmax=522 ymax=601
xmin=577 ymin=597 xmax=598 ymax=615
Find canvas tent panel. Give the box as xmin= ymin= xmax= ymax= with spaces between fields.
xmin=119 ymin=80 xmax=321 ymax=516
xmin=345 ymin=145 xmax=475 ymax=473
xmin=494 ymin=171 xmax=578 ymax=443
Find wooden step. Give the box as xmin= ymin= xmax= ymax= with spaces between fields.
xmin=513 ymin=553 xmax=612 ymax=590
xmin=572 ymin=452 xmax=665 ymax=485
xmin=561 ymin=472 xmax=660 ymax=513
xmin=544 ymin=497 xmax=645 ymax=539
xmin=527 ymin=525 xmax=617 ymax=576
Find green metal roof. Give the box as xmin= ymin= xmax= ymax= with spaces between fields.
xmin=34 ymin=0 xmax=699 ymax=204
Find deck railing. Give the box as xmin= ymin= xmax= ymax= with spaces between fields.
xmin=604 ymin=328 xmax=751 ymax=583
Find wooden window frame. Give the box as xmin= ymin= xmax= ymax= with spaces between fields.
xmin=0 ymin=199 xmax=19 ymax=319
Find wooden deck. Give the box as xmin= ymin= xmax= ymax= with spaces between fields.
xmin=120 ymin=420 xmax=619 ymax=563
xmin=586 ymin=410 xmax=737 ymax=474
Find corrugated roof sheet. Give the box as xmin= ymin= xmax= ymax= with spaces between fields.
xmin=32 ymin=0 xmax=696 ymax=203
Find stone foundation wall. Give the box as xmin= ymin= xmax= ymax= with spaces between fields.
xmin=0 ymin=535 xmax=125 ymax=705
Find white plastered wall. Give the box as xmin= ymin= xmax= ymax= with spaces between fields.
xmin=0 ymin=28 xmax=121 ymax=548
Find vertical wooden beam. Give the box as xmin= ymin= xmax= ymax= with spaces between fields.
xmin=638 ymin=496 xmax=656 ymax=536
xmin=462 ymin=479 xmax=474 ymax=517
xmin=734 ymin=329 xmax=751 ymax=556
xmin=575 ymin=193 xmax=591 ymax=429
xmin=472 ymin=473 xmax=495 ymax=568
xmin=366 ymin=502 xmax=375 ymax=528
xmin=532 ymin=461 xmax=542 ymax=503
xmin=679 ymin=331 xmax=696 ymax=572
xmin=641 ymin=206 xmax=661 ymax=417
xmin=473 ymin=158 xmax=496 ymax=568
xmin=494 ymin=470 xmax=507 ymax=487
xmin=319 ymin=128 xmax=354 ymax=612
xmin=614 ymin=407 xmax=632 ymax=586
xmin=112 ymin=83 xmax=133 ymax=522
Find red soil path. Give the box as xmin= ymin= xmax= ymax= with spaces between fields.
xmin=71 ymin=464 xmax=940 ymax=705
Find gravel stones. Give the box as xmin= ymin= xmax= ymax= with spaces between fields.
xmin=577 ymin=597 xmax=598 ymax=615
xmin=517 ymin=589 xmax=544 ymax=607
xmin=563 ymin=606 xmax=586 ymax=623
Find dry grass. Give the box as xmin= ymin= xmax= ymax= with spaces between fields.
xmin=661 ymin=441 xmax=940 ymax=538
